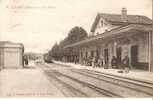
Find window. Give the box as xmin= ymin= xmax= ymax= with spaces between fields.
xmin=85 ymin=52 xmax=88 ymax=58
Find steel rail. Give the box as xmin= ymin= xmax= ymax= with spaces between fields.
xmin=71 ymin=69 xmax=153 ymax=96
xmin=46 ymin=70 xmax=122 ymax=97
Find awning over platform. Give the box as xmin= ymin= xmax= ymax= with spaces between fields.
xmin=64 ymin=24 xmax=152 ymax=48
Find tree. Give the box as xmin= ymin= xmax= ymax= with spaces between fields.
xmin=49 ymin=43 xmax=60 ymax=60
xmin=49 ymin=26 xmax=88 ymax=61
xmin=62 ymin=26 xmax=88 ymax=62
xmin=67 ymin=26 xmax=88 ymax=44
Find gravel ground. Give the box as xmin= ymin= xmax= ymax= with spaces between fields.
xmin=0 ymin=62 xmax=65 ymax=97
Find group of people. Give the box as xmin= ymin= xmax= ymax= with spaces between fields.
xmin=82 ymin=55 xmax=130 ymax=70
xmin=82 ymin=56 xmax=105 ymax=68
xmin=111 ymin=55 xmax=130 ymax=69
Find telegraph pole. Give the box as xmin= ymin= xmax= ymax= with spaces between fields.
xmin=148 ymin=0 xmax=153 ymax=72
xmin=150 ymin=0 xmax=153 ymax=72
xmin=152 ymin=0 xmax=153 ymax=72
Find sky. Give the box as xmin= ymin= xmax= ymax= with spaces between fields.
xmin=0 ymin=0 xmax=152 ymax=53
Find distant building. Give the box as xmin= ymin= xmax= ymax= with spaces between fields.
xmin=65 ymin=8 xmax=153 ymax=72
xmin=0 ymin=41 xmax=24 ymax=69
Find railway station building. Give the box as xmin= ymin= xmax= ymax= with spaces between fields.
xmin=65 ymin=8 xmax=153 ymax=72
xmin=0 ymin=41 xmax=24 ymax=70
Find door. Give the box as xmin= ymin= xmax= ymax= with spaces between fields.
xmin=96 ymin=50 xmax=99 ymax=58
xmin=116 ymin=47 xmax=122 ymax=65
xmin=131 ymin=45 xmax=138 ymax=68
xmin=104 ymin=49 xmax=109 ymax=65
xmin=91 ymin=51 xmax=94 ymax=57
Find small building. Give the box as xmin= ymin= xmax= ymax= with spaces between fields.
xmin=65 ymin=8 xmax=153 ymax=72
xmin=0 ymin=41 xmax=24 ymax=69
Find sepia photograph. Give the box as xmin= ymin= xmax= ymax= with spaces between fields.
xmin=0 ymin=0 xmax=153 ymax=98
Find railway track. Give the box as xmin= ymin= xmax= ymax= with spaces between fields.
xmin=41 ymin=63 xmax=153 ymax=97
xmin=45 ymin=71 xmax=88 ymax=97
xmin=90 ymin=69 xmax=153 ymax=86
xmin=38 ymin=63 xmax=72 ymax=69
xmin=45 ymin=70 xmax=122 ymax=97
xmin=70 ymin=69 xmax=153 ymax=97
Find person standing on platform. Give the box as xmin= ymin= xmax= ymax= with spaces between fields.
xmin=97 ymin=57 xmax=103 ymax=68
xmin=111 ymin=56 xmax=118 ymax=69
xmin=92 ymin=57 xmax=96 ymax=68
xmin=122 ymin=55 xmax=130 ymax=73
xmin=24 ymin=56 xmax=29 ymax=66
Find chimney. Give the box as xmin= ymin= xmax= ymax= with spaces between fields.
xmin=121 ymin=8 xmax=127 ymax=21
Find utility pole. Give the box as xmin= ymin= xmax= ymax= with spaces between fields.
xmin=150 ymin=0 xmax=153 ymax=72
xmin=148 ymin=0 xmax=153 ymax=72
